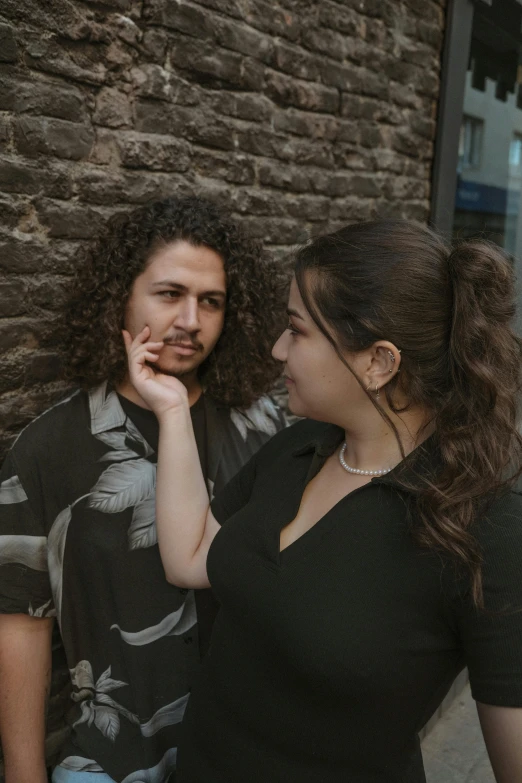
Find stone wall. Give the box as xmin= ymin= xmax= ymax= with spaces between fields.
xmin=0 ymin=0 xmax=445 ymax=459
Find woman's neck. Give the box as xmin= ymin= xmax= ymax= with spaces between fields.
xmin=340 ymin=405 xmax=433 ymax=474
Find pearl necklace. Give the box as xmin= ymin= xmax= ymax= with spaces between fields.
xmin=338 ymin=442 xmax=392 ymax=476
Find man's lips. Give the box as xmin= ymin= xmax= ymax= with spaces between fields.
xmin=164 ymin=342 xmax=200 ymax=356
xmin=284 ymin=375 xmax=295 ymax=386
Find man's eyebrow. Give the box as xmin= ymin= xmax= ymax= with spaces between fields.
xmin=151 ymin=281 xmax=226 ymax=298
xmin=286 ymin=307 xmax=305 ymax=320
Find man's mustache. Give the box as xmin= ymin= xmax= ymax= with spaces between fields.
xmin=162 ymin=333 xmax=203 ymax=351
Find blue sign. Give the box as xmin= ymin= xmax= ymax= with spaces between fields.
xmin=455 ymin=179 xmax=520 ymax=216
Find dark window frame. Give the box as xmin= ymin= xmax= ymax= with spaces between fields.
xmin=430 ymin=0 xmax=475 ymax=234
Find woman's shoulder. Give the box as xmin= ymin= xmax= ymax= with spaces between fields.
xmin=473 ymin=487 xmax=522 ymax=555
xmin=256 ymin=417 xmax=332 ymax=460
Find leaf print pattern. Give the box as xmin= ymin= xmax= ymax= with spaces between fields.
xmin=230 ymin=396 xmax=281 ymax=441
xmin=110 ymin=591 xmax=196 ymax=646
xmin=128 ymin=493 xmax=157 ymax=550
xmin=70 ymin=660 xmax=138 ymax=742
xmin=140 ymin=692 xmax=189 ymax=737
xmin=0 ymin=475 xmax=28 ymax=504
xmin=89 ymin=383 xmax=125 ymax=435
xmin=88 ymin=460 xmax=156 ymax=514
xmin=28 ymin=598 xmax=54 ymax=618
xmin=125 ymin=416 xmax=154 ymax=459
xmin=121 ymin=747 xmax=177 ymax=783
xmin=47 ymin=505 xmax=73 ymax=624
xmin=59 ymin=756 xmax=104 ymax=772
xmin=0 ymin=535 xmax=47 ymax=570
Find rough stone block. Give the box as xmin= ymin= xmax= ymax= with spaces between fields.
xmin=273 ymin=109 xmax=339 ymax=141
xmin=242 ymin=1 xmax=301 ymax=41
xmin=145 ymin=0 xmax=212 ymax=39
xmin=28 ymin=277 xmax=68 ymax=309
xmin=0 ymin=237 xmax=51 ymax=274
xmin=265 ymin=70 xmax=339 ymax=114
xmin=319 ymin=3 xmax=364 ymax=37
xmin=0 ymin=194 xmax=29 ymax=228
xmin=272 ymin=42 xmax=322 ymax=83
xmin=0 ymin=279 xmax=27 ymax=317
xmin=0 ymin=319 xmax=39 ymax=354
xmin=134 ymin=99 xmax=186 ymax=135
xmin=117 ymin=131 xmax=190 ymax=171
xmin=74 ymin=167 xmax=189 ymax=205
xmin=209 ymin=92 xmax=273 ymax=122
xmin=36 ymin=198 xmax=106 ymax=239
xmin=0 ymin=77 xmax=88 ymax=123
xmin=0 ymin=156 xmax=72 ymax=199
xmin=25 ymin=38 xmax=107 ymax=87
xmin=213 ymin=17 xmax=274 ymax=63
xmin=337 ymin=0 xmax=383 ymax=17
xmin=0 ymin=24 xmax=18 ymax=63
xmin=258 ymin=162 xmax=313 ymax=193
xmin=0 ymin=120 xmax=9 ymax=155
xmin=93 ymin=87 xmax=133 ymax=129
xmin=141 ymin=28 xmax=168 ymax=62
xmin=192 ymin=149 xmax=256 ymax=185
xmin=238 ymin=215 xmax=308 ymax=245
xmin=302 ymin=28 xmax=347 ymax=62
xmin=14 ymin=116 xmax=94 ymax=160
xmin=170 ymin=38 xmax=253 ymax=88
xmin=24 ymin=350 xmax=62 ymax=384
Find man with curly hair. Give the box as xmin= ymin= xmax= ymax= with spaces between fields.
xmin=0 ymin=197 xmax=287 ymax=783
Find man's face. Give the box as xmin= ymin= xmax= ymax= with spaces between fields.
xmin=124 ymin=240 xmax=227 ymax=378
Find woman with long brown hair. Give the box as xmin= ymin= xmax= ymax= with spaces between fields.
xmin=125 ymin=220 xmax=522 ymax=782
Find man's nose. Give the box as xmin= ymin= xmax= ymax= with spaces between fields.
xmin=175 ymin=297 xmax=200 ymax=333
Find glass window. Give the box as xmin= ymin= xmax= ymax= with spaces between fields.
xmin=452 ymin=0 xmax=522 ymax=256
xmin=458 ymin=115 xmax=484 ymax=171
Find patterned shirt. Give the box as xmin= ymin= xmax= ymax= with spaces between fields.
xmin=0 ymin=382 xmax=285 ymax=783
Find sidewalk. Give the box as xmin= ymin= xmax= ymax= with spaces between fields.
xmin=422 ymin=685 xmax=494 ymax=783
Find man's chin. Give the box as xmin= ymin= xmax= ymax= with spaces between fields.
xmin=145 ymin=359 xmax=201 ymax=378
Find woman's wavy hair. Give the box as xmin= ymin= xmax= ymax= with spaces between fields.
xmin=295 ymin=220 xmax=522 ymax=608
xmin=61 ymin=196 xmax=287 ymax=409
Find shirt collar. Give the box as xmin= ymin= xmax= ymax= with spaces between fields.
xmin=293 ymin=423 xmax=440 ymax=495
xmin=88 ymin=381 xmax=127 ymax=434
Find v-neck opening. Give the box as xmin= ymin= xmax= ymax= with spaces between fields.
xmin=276 ymin=463 xmax=378 ymax=566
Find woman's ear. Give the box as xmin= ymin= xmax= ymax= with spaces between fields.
xmin=367 ymin=341 xmax=401 ymax=391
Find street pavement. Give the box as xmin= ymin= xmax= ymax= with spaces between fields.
xmin=422 ymin=685 xmax=494 ymax=783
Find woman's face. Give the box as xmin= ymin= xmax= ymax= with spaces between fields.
xmin=272 ymin=278 xmax=371 ymax=424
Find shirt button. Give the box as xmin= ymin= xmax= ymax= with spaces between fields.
xmin=184 ymin=636 xmax=193 ymax=644
xmin=179 ymin=588 xmax=188 ymax=595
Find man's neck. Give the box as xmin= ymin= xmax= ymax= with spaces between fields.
xmin=116 ymin=374 xmax=203 ymax=410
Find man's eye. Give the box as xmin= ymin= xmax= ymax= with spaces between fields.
xmin=287 ymin=321 xmax=299 ymax=335
xmin=160 ymin=291 xmax=180 ymax=298
xmin=203 ymin=298 xmax=221 ymax=308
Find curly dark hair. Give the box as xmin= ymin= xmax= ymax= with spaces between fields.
xmin=61 ymin=196 xmax=287 ymax=408
xmin=295 ymin=219 xmax=522 ymax=608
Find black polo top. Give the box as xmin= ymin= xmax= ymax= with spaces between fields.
xmin=177 ymin=419 xmax=522 ymax=783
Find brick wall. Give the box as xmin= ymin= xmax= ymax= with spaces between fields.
xmin=0 ymin=0 xmax=446 ymax=459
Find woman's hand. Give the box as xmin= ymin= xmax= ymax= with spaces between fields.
xmin=123 ymin=326 xmax=189 ymax=418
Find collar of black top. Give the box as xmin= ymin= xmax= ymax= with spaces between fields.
xmin=292 ymin=424 xmax=441 ymax=495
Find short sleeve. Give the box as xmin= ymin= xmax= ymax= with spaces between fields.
xmin=0 ymin=449 xmax=55 ymax=617
xmin=455 ymin=492 xmax=522 ymax=707
xmin=211 ymin=450 xmax=258 ymax=526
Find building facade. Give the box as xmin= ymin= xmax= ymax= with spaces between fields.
xmin=0 ymin=0 xmax=445 ymax=459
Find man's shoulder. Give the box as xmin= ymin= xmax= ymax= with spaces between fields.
xmin=228 ymin=394 xmax=287 ymax=442
xmin=8 ymin=388 xmax=87 ymax=464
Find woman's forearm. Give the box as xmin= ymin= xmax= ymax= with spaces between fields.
xmin=156 ymin=407 xmax=213 ymax=587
